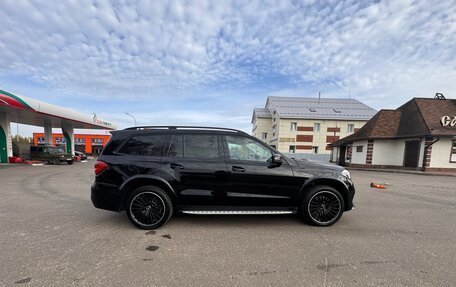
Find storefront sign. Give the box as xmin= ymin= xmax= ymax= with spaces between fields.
xmin=75 ymin=138 xmax=86 ymax=145
xmin=56 ymin=137 xmax=66 ymax=144
xmin=92 ymin=138 xmax=104 ymax=145
xmin=440 ymin=116 xmax=456 ymax=127
xmin=279 ymin=137 xmax=295 ymax=142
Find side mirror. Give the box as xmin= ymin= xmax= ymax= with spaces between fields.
xmin=272 ymin=154 xmax=283 ymax=165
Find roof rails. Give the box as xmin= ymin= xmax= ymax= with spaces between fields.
xmin=124 ymin=126 xmax=248 ymax=135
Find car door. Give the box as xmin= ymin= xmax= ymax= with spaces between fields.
xmin=163 ymin=133 xmax=229 ymax=207
xmin=223 ymin=135 xmax=300 ymax=207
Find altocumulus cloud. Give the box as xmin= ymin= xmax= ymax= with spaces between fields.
xmin=0 ymin=0 xmax=456 ymax=131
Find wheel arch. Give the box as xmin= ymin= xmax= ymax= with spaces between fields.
xmin=119 ymin=176 xmax=178 ymax=211
xmin=300 ymin=177 xmax=350 ymax=211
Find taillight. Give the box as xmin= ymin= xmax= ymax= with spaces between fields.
xmin=94 ymin=161 xmax=108 ymax=176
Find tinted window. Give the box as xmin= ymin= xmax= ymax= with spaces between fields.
xmin=166 ymin=134 xmax=183 ymax=157
xmin=226 ymin=136 xmax=272 ymax=162
xmin=119 ymin=134 xmax=171 ymax=157
xmin=184 ymin=134 xmax=219 ymax=158
xmin=48 ymin=147 xmax=64 ymax=154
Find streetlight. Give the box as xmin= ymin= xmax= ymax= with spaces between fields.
xmin=125 ymin=112 xmax=137 ymax=127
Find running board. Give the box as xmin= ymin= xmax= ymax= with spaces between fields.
xmin=181 ymin=210 xmax=296 ymax=215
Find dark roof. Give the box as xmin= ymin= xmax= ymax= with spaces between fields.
xmin=331 ymin=97 xmax=456 ymax=146
xmin=413 ymin=98 xmax=456 ymax=136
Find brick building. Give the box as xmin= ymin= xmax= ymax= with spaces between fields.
xmin=33 ymin=133 xmax=111 ymax=156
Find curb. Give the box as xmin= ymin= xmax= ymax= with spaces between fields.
xmin=348 ymin=167 xmax=456 ymax=177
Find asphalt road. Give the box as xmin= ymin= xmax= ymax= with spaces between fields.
xmin=0 ymin=162 xmax=455 ymax=286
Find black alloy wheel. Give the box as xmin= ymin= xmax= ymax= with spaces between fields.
xmin=301 ymin=186 xmax=344 ymax=226
xmin=126 ymin=186 xmax=173 ymax=230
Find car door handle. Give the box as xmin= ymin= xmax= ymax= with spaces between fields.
xmin=170 ymin=163 xmax=184 ymax=170
xmin=232 ymin=166 xmax=246 ymax=172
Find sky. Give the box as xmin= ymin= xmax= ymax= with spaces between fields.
xmin=1 ymin=0 xmax=456 ymax=136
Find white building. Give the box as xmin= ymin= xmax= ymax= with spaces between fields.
xmin=330 ymin=95 xmax=456 ymax=172
xmin=252 ymin=96 xmax=377 ymax=154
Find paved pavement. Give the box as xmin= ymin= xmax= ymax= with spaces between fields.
xmin=0 ymin=163 xmax=455 ymax=286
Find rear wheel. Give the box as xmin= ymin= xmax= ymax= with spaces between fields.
xmin=126 ymin=186 xmax=173 ymax=230
xmin=300 ymin=185 xmax=344 ymax=226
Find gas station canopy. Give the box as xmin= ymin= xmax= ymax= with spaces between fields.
xmin=0 ymin=89 xmax=116 ymax=129
xmin=0 ymin=88 xmax=117 ymax=163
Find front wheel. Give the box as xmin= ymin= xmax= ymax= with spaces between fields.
xmin=126 ymin=186 xmax=173 ymax=230
xmin=67 ymin=160 xmax=73 ymax=165
xmin=300 ymin=185 xmax=344 ymax=226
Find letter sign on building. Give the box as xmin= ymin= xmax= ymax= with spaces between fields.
xmin=440 ymin=116 xmax=456 ymax=127
xmin=279 ymin=137 xmax=296 ymax=142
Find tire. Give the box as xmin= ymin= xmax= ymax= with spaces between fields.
xmin=126 ymin=186 xmax=173 ymax=230
xmin=300 ymin=185 xmax=344 ymax=226
xmin=52 ymin=158 xmax=60 ymax=165
xmin=67 ymin=160 xmax=74 ymax=165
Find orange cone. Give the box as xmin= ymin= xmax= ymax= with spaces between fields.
xmin=370 ymin=182 xmax=386 ymax=189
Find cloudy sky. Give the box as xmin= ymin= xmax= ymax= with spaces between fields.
xmin=1 ymin=0 xmax=455 ymax=135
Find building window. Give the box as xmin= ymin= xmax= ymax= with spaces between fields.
xmin=290 ymin=122 xmax=297 ymax=131
xmin=289 ymin=145 xmax=296 ymax=153
xmin=356 ymin=146 xmax=363 ymax=152
xmin=261 ymin=132 xmax=267 ymax=140
xmin=273 ymin=117 xmax=276 ymax=122
xmin=312 ymin=146 xmax=319 ymax=154
xmin=272 ymin=132 xmax=275 ymax=137
xmin=347 ymin=124 xmax=354 ymax=133
xmin=314 ymin=123 xmax=321 ymax=132
xmin=451 ymin=140 xmax=456 ymax=162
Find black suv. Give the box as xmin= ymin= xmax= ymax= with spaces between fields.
xmin=91 ymin=126 xmax=355 ymax=229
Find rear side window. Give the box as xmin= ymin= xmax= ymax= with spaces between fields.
xmin=184 ymin=134 xmax=219 ymax=158
xmin=166 ymin=134 xmax=183 ymax=157
xmin=119 ymin=134 xmax=171 ymax=157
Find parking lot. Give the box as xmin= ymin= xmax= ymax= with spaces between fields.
xmin=0 ymin=163 xmax=455 ymax=286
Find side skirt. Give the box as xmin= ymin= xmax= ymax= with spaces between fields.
xmin=178 ymin=206 xmax=297 ymax=215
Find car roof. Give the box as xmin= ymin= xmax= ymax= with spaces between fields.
xmin=114 ymin=126 xmax=249 ymax=136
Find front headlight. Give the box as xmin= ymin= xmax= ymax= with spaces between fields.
xmin=341 ymin=169 xmax=351 ymax=179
